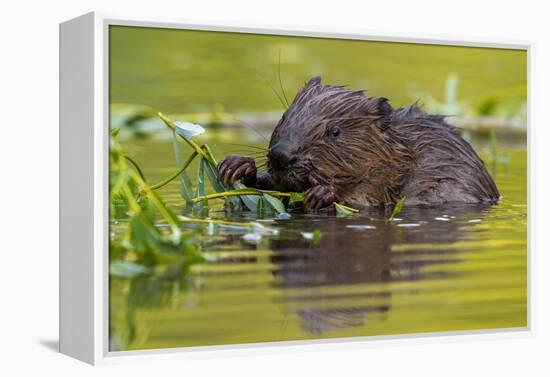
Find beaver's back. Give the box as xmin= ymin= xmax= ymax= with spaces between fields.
xmin=390 ymin=105 xmax=500 ymax=205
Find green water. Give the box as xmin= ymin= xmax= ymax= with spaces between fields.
xmin=109 ymin=137 xmax=527 ymax=351
xmin=109 ymin=26 xmax=526 ymax=115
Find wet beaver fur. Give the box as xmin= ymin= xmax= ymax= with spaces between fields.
xmin=218 ymin=76 xmax=500 ymax=209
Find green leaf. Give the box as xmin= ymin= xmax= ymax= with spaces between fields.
xmin=263 ymin=194 xmax=286 ymax=214
xmin=110 ymin=260 xmax=150 ymax=278
xmin=201 ymin=146 xmax=227 ymax=194
xmin=200 ymin=145 xmax=241 ymax=209
xmin=196 ymin=157 xmax=206 ymax=198
xmin=257 ymin=195 xmax=265 ymax=215
xmin=234 ymin=181 xmax=259 ymax=211
xmin=203 ymin=160 xmax=226 ymax=193
xmin=171 ymin=129 xmax=194 ymax=205
xmin=289 ymin=192 xmax=305 ymax=206
xmin=193 ymin=157 xmax=209 ymax=214
xmin=335 ymin=202 xmax=358 ymax=216
xmin=389 ymin=196 xmax=406 ymax=221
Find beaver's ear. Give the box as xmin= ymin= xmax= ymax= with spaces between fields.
xmin=299 ymin=76 xmax=321 ymax=92
xmin=365 ymin=97 xmax=391 ymax=117
xmin=365 ymin=97 xmax=392 ymax=130
xmin=306 ymin=76 xmax=322 ymax=87
xmin=294 ymin=76 xmax=322 ymax=102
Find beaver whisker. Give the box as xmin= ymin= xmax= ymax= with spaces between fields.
xmin=224 ymin=151 xmax=267 ymax=157
xmin=277 ymin=49 xmax=290 ymax=108
xmin=255 ymin=69 xmax=288 ymax=110
xmin=221 ymin=143 xmax=268 ymax=151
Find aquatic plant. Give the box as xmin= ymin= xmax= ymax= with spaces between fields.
xmin=389 ymin=197 xmax=406 ymax=222
xmin=158 ymin=112 xmax=291 ymax=214
xmin=109 ymin=128 xmax=205 ymax=277
xmin=413 ymin=73 xmax=463 ymax=115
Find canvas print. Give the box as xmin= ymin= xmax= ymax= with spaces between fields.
xmin=108 ymin=25 xmax=527 ymax=351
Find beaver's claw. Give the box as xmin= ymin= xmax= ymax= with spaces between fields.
xmin=304 ymin=185 xmax=336 ymax=210
xmin=218 ymin=155 xmax=257 ymax=186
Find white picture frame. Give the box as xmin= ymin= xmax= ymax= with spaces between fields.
xmin=59 ymin=11 xmax=534 ymax=365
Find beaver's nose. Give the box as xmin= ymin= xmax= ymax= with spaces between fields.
xmin=269 ymin=143 xmax=296 ymax=170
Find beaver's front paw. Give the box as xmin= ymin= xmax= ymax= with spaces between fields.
xmin=218 ymin=155 xmax=257 ymax=186
xmin=304 ymin=185 xmax=336 ymax=210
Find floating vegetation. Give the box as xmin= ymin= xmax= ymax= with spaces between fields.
xmin=335 ymin=202 xmax=360 ymax=217
xmin=389 ymin=197 xmax=406 ymax=222
xmin=109 ymin=128 xmax=205 ymax=278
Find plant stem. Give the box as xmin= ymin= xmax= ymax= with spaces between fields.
xmin=124 ymin=156 xmax=147 ymax=181
xmin=192 ymin=190 xmax=290 ymax=203
xmin=335 ymin=203 xmax=359 ymax=213
xmin=201 ymin=144 xmax=218 ymax=165
xmin=129 ymin=170 xmax=180 ymax=232
xmin=150 ymin=151 xmax=198 ymax=191
xmin=178 ymin=218 xmax=256 ymax=227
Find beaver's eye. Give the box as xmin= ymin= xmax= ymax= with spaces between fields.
xmin=330 ymin=127 xmax=341 ymax=138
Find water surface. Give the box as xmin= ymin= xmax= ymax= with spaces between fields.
xmin=109 ymin=139 xmax=527 ymax=351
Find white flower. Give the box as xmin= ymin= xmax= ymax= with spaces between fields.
xmin=174 ymin=121 xmax=205 ymax=140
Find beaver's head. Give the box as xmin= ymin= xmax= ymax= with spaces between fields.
xmin=267 ymin=76 xmax=408 ymax=198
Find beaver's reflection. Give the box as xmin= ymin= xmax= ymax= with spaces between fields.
xmin=268 ymin=204 xmax=491 ymax=335
xmin=268 ymin=217 xmax=392 ymax=334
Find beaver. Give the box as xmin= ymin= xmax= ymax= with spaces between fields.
xmin=218 ymin=76 xmax=500 ymax=209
